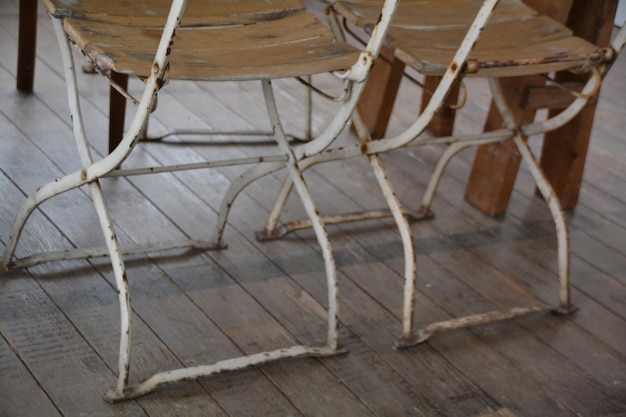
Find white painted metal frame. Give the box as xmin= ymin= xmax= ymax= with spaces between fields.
xmin=0 ymin=0 xmax=401 ymax=402
xmin=260 ymin=1 xmax=626 ymax=347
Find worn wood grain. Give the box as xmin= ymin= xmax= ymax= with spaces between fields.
xmin=63 ymin=11 xmax=360 ymax=80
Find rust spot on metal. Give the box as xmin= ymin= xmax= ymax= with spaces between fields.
xmin=451 ymin=62 xmax=458 ymax=72
xmin=81 ymin=169 xmax=88 ymax=181
xmin=360 ymin=143 xmax=369 ymax=154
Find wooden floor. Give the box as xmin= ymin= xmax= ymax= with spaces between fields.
xmin=2 ymin=2 xmax=626 ymax=416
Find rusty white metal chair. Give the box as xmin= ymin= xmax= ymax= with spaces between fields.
xmin=0 ymin=0 xmax=401 ymax=402
xmin=258 ymin=0 xmax=626 ymax=347
xmin=48 ymin=0 xmax=317 ymax=146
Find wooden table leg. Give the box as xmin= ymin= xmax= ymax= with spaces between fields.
xmin=420 ymin=76 xmax=459 ymax=137
xmin=464 ymin=75 xmax=545 ymax=216
xmin=17 ymin=0 xmax=38 ymax=92
xmin=358 ymin=46 xmax=405 ymax=139
xmin=108 ymin=72 xmax=129 ymax=153
xmin=538 ymin=0 xmax=617 ymax=208
xmin=17 ymin=0 xmax=128 ymax=152
xmin=464 ymin=0 xmax=617 ymax=215
xmin=358 ymin=46 xmax=459 ymax=139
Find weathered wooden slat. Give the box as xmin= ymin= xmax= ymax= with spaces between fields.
xmin=62 ymin=12 xmax=360 ymax=80
xmin=396 ymin=37 xmax=598 ymax=77
xmin=390 ymin=14 xmax=572 ymax=56
xmin=335 ymin=0 xmax=600 ymax=76
xmin=334 ymin=0 xmax=537 ymax=29
xmin=43 ymin=0 xmax=306 ymax=26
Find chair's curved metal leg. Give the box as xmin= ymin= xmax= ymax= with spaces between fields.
xmin=418 ymin=134 xmax=513 ymax=217
xmin=53 ymin=16 xmax=134 ymax=395
xmin=513 ymin=135 xmax=573 ymax=312
xmin=229 ymin=151 xmax=418 ymax=346
xmin=351 ymin=109 xmax=417 ymax=339
xmin=368 ymin=154 xmax=417 ymax=342
xmin=419 ymin=141 xmax=470 ymax=216
xmin=88 ymin=181 xmax=133 ymax=396
xmin=210 ymin=161 xmax=285 ymax=247
xmin=262 ymin=79 xmax=340 ymax=349
xmin=257 ymin=174 xmax=295 ymax=240
xmin=489 ymin=78 xmax=575 ymax=313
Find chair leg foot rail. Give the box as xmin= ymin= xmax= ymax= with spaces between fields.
xmin=104 ymin=344 xmax=348 ymax=402
xmin=394 ymin=305 xmax=553 ymax=349
xmin=256 ymin=208 xmax=433 ymax=241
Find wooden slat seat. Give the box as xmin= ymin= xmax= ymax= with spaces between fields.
xmin=43 ymin=0 xmax=307 ymax=26
xmin=333 ymin=0 xmax=536 ymax=29
xmin=333 ymin=0 xmax=602 ymax=77
xmin=63 ymin=12 xmax=361 ymax=80
xmin=46 ymin=0 xmax=362 ymax=81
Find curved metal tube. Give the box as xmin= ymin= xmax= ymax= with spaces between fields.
xmin=210 ymin=161 xmax=285 ymax=246
xmin=489 ymin=78 xmax=572 ymax=311
xmin=262 ymin=79 xmax=340 ymax=348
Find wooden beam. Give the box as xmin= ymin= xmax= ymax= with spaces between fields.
xmin=17 ymin=0 xmax=38 ymax=92
xmin=464 ymin=75 xmax=544 ymax=216
xmin=520 ymin=84 xmax=582 ymax=111
xmin=539 ymin=0 xmax=618 ymax=208
xmin=357 ymin=46 xmax=405 ymax=139
xmin=464 ymin=0 xmax=617 ymax=215
xmin=108 ymin=71 xmax=129 ymax=153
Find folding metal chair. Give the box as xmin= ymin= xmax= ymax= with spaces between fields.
xmin=259 ymin=0 xmax=626 ymax=347
xmin=1 ymin=0 xmax=400 ymax=401
xmin=45 ymin=0 xmax=315 ymax=148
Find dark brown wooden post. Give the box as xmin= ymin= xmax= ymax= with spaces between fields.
xmin=464 ymin=75 xmax=545 ymax=216
xmin=17 ymin=0 xmax=38 ymax=92
xmin=464 ymin=0 xmax=616 ymax=215
xmin=357 ymin=46 xmax=406 ymax=139
xmin=420 ymin=76 xmax=459 ymax=137
xmin=538 ymin=0 xmax=618 ymax=208
xmin=108 ymin=72 xmax=129 ymax=153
